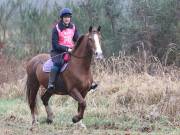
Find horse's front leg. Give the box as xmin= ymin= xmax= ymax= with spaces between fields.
xmin=69 ymin=88 xmax=86 ymax=123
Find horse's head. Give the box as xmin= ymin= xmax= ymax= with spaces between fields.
xmin=88 ymin=26 xmax=104 ymax=59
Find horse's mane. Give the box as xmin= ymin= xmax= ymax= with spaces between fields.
xmin=74 ymin=35 xmax=85 ymax=51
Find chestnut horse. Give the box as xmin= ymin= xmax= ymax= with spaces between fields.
xmin=26 ymin=26 xmax=103 ymax=125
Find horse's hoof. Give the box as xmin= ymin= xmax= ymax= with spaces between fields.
xmin=30 ymin=121 xmax=39 ymax=131
xmin=46 ymin=119 xmax=53 ymax=124
xmin=32 ymin=120 xmax=39 ymax=126
xmin=72 ymin=116 xmax=81 ymax=123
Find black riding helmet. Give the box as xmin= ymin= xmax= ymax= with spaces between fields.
xmin=59 ymin=8 xmax=72 ymax=18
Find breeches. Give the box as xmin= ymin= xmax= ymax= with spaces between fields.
xmin=50 ymin=52 xmax=65 ymax=70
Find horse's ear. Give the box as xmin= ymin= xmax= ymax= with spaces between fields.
xmin=97 ymin=26 xmax=101 ymax=32
xmin=89 ymin=26 xmax=93 ymax=33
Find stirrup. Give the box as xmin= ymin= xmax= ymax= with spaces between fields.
xmin=48 ymin=84 xmax=54 ymax=89
xmin=47 ymin=84 xmax=55 ymax=92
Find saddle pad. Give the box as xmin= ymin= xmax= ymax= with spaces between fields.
xmin=43 ymin=59 xmax=68 ymax=73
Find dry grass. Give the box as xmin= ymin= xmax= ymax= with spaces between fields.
xmin=92 ymin=55 xmax=180 ymax=121
xmin=0 ymin=55 xmax=180 ymax=134
xmin=0 ymin=55 xmax=26 ymax=98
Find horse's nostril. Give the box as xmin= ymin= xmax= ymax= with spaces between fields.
xmin=95 ymin=52 xmax=98 ymax=55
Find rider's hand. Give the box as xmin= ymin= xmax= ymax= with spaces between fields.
xmin=68 ymin=48 xmax=72 ymax=53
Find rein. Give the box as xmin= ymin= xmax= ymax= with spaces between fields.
xmin=70 ymin=52 xmax=91 ymax=59
xmin=69 ymin=35 xmax=92 ymax=59
xmin=49 ymin=51 xmax=91 ymax=60
xmin=51 ymin=33 xmax=96 ymax=59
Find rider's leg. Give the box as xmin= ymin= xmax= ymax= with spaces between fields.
xmin=47 ymin=52 xmax=64 ymax=92
xmin=42 ymin=65 xmax=59 ymax=106
xmin=47 ymin=65 xmax=59 ymax=92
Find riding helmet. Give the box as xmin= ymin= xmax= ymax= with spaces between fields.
xmin=60 ymin=8 xmax=72 ymax=18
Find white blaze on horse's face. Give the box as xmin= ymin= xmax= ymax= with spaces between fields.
xmin=93 ymin=33 xmax=103 ymax=59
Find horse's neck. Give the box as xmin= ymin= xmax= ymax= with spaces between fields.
xmin=70 ymin=37 xmax=92 ymax=71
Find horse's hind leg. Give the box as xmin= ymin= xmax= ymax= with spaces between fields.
xmin=26 ymin=74 xmax=40 ymax=125
xmin=69 ymin=88 xmax=87 ymax=123
xmin=41 ymin=90 xmax=54 ymax=124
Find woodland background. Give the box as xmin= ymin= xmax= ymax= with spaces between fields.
xmin=0 ymin=0 xmax=179 ymax=134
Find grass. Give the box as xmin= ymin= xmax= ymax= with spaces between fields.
xmin=0 ymin=55 xmax=180 ymax=134
xmin=0 ymin=96 xmax=179 ymax=134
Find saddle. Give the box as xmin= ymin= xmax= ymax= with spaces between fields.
xmin=43 ymin=59 xmax=68 ymax=73
xmin=43 ymin=53 xmax=70 ymax=73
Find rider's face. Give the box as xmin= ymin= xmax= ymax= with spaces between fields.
xmin=63 ymin=16 xmax=71 ymax=25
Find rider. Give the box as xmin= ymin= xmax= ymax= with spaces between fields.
xmin=47 ymin=8 xmax=97 ymax=93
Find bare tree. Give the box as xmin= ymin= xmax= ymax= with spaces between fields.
xmin=0 ymin=0 xmax=22 ymax=44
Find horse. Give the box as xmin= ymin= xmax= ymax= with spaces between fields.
xmin=26 ymin=26 xmax=103 ymax=125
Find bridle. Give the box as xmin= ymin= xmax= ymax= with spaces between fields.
xmin=69 ymin=34 xmax=95 ymax=59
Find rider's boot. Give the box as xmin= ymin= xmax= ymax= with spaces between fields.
xmin=47 ymin=67 xmax=59 ymax=93
xmin=41 ymin=68 xmax=58 ymax=103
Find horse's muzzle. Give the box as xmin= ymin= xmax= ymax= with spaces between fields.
xmin=95 ymin=52 xmax=104 ymax=59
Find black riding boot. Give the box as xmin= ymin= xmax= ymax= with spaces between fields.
xmin=41 ymin=69 xmax=58 ymax=103
xmin=47 ymin=70 xmax=58 ymax=92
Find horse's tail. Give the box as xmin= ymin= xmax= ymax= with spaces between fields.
xmin=26 ymin=62 xmax=40 ymax=115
